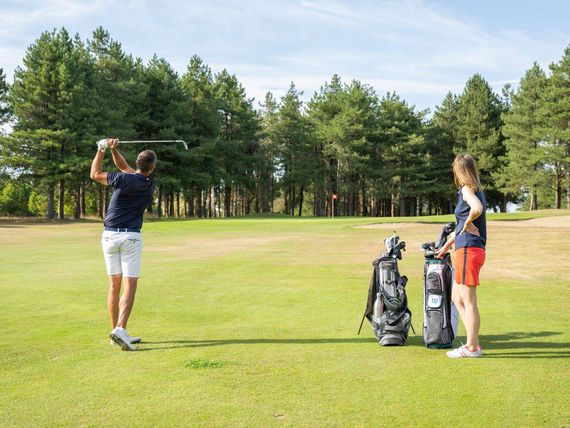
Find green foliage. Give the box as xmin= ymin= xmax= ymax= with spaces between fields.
xmin=539 ymin=44 xmax=570 ymax=209
xmin=213 ymin=69 xmax=260 ymax=216
xmin=0 ymin=68 xmax=10 ymax=126
xmin=424 ymin=92 xmax=459 ymax=213
xmin=0 ymin=181 xmax=31 ymax=215
xmin=501 ymin=63 xmax=549 ymax=209
xmin=456 ymin=74 xmax=506 ymax=209
xmin=27 ymin=190 xmax=47 ymax=216
xmin=1 ymin=28 xmax=569 ymax=218
xmin=275 ymin=83 xmax=312 ymax=215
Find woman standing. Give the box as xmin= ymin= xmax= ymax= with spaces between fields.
xmin=436 ymin=154 xmax=487 ymax=358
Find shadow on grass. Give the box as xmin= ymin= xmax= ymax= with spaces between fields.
xmin=138 ymin=337 xmax=377 ymax=351
xmin=479 ymin=331 xmax=570 ymax=359
xmin=137 ymin=331 xmax=569 ymax=358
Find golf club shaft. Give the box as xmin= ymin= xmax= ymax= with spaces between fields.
xmin=118 ymin=140 xmax=189 ymax=150
xmin=119 ymin=140 xmax=183 ymax=143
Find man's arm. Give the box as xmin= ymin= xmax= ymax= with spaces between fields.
xmin=90 ymin=141 xmax=109 ymax=186
xmin=109 ymin=139 xmax=136 ymax=173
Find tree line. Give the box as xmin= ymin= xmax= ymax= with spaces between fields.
xmin=0 ymin=27 xmax=569 ymax=218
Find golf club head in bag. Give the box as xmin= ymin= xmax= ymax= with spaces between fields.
xmin=421 ymin=222 xmax=455 ymax=258
xmin=435 ymin=222 xmax=456 ymax=249
xmin=384 ymin=231 xmax=404 ymax=259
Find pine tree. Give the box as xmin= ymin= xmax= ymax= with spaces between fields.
xmin=501 ymin=63 xmax=548 ymax=210
xmin=275 ymin=83 xmax=312 ymax=216
xmin=139 ymin=55 xmax=190 ymax=217
xmin=425 ymin=92 xmax=459 ymax=214
xmin=307 ymin=75 xmax=347 ymax=216
xmin=456 ymin=74 xmax=507 ymax=211
xmin=378 ymin=93 xmax=425 ymax=216
xmin=181 ymin=55 xmax=220 ymax=217
xmin=540 ymin=45 xmax=570 ymax=209
xmin=258 ymin=92 xmax=280 ymax=213
xmin=8 ymin=28 xmax=94 ymax=219
xmin=212 ymin=69 xmax=259 ymax=217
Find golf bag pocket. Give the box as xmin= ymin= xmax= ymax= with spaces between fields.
xmin=426 ymin=271 xmax=442 ymax=292
xmin=425 ymin=310 xmax=444 ymax=344
xmin=377 ymin=310 xmax=410 ymax=346
xmin=423 ymin=258 xmax=454 ymax=349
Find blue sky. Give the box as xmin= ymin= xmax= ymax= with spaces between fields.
xmin=1 ymin=0 xmax=569 ymax=112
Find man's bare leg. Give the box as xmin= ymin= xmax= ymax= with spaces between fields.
xmin=117 ymin=277 xmax=138 ymax=329
xmin=107 ymin=274 xmax=122 ymax=329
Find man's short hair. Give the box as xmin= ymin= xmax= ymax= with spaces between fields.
xmin=136 ymin=150 xmax=157 ymax=173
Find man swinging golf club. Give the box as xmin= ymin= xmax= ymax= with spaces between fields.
xmin=90 ymin=138 xmax=156 ymax=351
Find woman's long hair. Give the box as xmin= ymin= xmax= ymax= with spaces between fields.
xmin=452 ymin=154 xmax=483 ymax=191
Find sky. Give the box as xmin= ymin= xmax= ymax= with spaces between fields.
xmin=1 ymin=0 xmax=569 ymax=112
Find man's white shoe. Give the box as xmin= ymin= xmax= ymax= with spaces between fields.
xmin=109 ymin=332 xmax=141 ymax=345
xmin=126 ymin=334 xmax=141 ymax=344
xmin=109 ymin=327 xmax=137 ymax=351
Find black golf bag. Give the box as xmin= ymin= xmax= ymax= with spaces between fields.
xmin=358 ymin=233 xmax=413 ymax=346
xmin=421 ymin=223 xmax=459 ymax=349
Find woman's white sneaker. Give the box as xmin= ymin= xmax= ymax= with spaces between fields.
xmin=446 ymin=345 xmax=483 ymax=358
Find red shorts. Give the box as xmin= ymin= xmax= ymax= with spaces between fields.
xmin=455 ymin=247 xmax=486 ymax=286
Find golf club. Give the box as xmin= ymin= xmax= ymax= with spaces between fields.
xmin=118 ymin=140 xmax=189 ymax=150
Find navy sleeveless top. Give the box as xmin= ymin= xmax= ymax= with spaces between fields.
xmin=454 ymin=187 xmax=487 ymax=250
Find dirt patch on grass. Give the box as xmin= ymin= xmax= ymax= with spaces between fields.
xmin=353 ymin=222 xmax=418 ymax=230
xmin=488 ymin=216 xmax=570 ymax=228
xmin=146 ymin=235 xmax=300 ymax=261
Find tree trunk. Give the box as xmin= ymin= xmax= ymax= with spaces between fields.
xmin=97 ymin=186 xmax=103 ymax=218
xmin=157 ymin=188 xmax=163 ymax=218
xmin=224 ymin=184 xmax=232 ymax=217
xmin=80 ymin=183 xmax=86 ymax=217
xmin=197 ymin=192 xmax=202 ymax=218
xmin=298 ymin=186 xmax=304 ymax=217
xmin=73 ymin=184 xmax=81 ymax=219
xmin=566 ymin=170 xmax=570 ymax=210
xmin=176 ymin=192 xmax=180 ymax=217
xmin=104 ymin=187 xmax=110 ymax=216
xmin=46 ymin=183 xmax=55 ymax=219
xmin=58 ymin=180 xmax=65 ymax=220
xmin=555 ymin=175 xmax=561 ymax=209
xmin=529 ymin=191 xmax=537 ymax=211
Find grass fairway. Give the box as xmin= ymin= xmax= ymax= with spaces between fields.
xmin=1 ymin=213 xmax=569 ymax=427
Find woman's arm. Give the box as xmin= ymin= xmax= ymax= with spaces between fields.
xmin=436 ymin=233 xmax=455 ymax=259
xmin=461 ymin=186 xmax=483 ymax=236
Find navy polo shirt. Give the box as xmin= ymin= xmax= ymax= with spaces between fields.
xmin=104 ymin=172 xmax=155 ymax=230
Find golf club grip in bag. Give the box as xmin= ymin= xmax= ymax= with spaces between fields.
xmin=423 ymin=254 xmax=458 ymax=348
xmin=360 ymin=257 xmax=412 ymax=346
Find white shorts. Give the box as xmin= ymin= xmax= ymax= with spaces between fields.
xmin=101 ymin=231 xmax=143 ymax=278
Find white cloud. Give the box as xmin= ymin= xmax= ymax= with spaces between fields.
xmin=0 ymin=0 xmax=568 ymax=111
